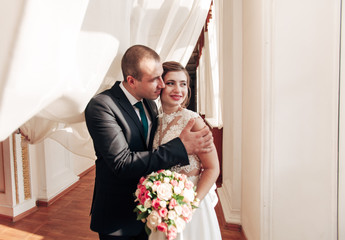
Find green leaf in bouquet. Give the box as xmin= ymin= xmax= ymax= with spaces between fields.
xmin=137 ymin=211 xmax=149 ymax=220
xmin=174 ymin=195 xmax=185 ymax=204
xmin=136 ymin=205 xmax=147 ymax=212
xmin=145 ymin=224 xmax=152 ymax=236
xmin=149 ymin=175 xmax=157 ymax=182
xmin=151 ymin=192 xmax=157 ymax=198
xmin=167 ymin=219 xmax=175 ymax=226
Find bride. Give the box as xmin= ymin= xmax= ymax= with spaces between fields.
xmin=149 ymin=61 xmax=222 ymax=240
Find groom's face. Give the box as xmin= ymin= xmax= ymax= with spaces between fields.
xmin=134 ymin=58 xmax=165 ymax=100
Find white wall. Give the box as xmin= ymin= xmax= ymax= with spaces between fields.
xmin=241 ymin=0 xmax=340 ymax=239
xmin=31 ymin=138 xmax=94 ymax=202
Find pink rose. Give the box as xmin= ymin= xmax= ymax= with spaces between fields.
xmin=153 ymin=181 xmax=161 ymax=187
xmin=181 ymin=205 xmax=192 ymax=222
xmin=184 ymin=180 xmax=194 ymax=189
xmin=152 ymin=198 xmax=161 ymax=210
xmin=158 ymin=207 xmax=168 ymax=218
xmin=169 ymin=198 xmax=177 ymax=209
xmin=144 ymin=190 xmax=151 ymax=199
xmin=139 ymin=177 xmax=146 ymax=184
xmin=139 ymin=185 xmax=146 ymax=195
xmin=157 ymin=169 xmax=165 ymax=173
xmin=167 ymin=226 xmax=177 ymax=240
xmin=140 ymin=195 xmax=146 ymax=205
xmin=178 ymin=174 xmax=187 ymax=181
xmin=170 ymin=179 xmax=178 ymax=187
xmin=157 ymin=222 xmax=168 ymax=233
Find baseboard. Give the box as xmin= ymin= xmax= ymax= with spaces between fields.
xmin=36 ymin=180 xmax=80 ymax=207
xmin=0 ymin=205 xmax=38 ymax=222
xmin=217 ymin=184 xmax=241 ymax=224
xmin=78 ymin=164 xmax=95 ymax=178
xmin=215 ymin=189 xmax=243 ymax=234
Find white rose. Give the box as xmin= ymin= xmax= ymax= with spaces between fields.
xmin=144 ymin=199 xmax=152 ymax=209
xmin=174 ymin=205 xmax=182 ymax=216
xmin=146 ymin=210 xmax=161 ymax=230
xmin=175 ymin=217 xmax=186 ymax=232
xmin=164 ymin=177 xmax=170 ymax=183
xmin=159 ymin=200 xmax=167 ymax=208
xmin=157 ymin=183 xmax=173 ymax=201
xmin=174 ymin=186 xmax=182 ymax=195
xmin=178 ymin=181 xmax=184 ymax=189
xmin=152 ymin=184 xmax=158 ymax=192
xmin=168 ymin=210 xmax=177 ymax=221
xmin=165 ymin=170 xmax=172 ymax=176
xmin=182 ymin=189 xmax=195 ymax=202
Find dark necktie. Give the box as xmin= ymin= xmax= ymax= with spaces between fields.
xmin=134 ymin=101 xmax=148 ymax=139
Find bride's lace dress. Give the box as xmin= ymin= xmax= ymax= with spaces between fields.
xmin=149 ymin=108 xmax=222 ymax=240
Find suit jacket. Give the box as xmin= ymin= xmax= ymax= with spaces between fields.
xmin=84 ymin=81 xmax=189 ymax=236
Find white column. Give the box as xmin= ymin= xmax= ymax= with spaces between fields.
xmin=217 ymin=0 xmax=243 ymax=224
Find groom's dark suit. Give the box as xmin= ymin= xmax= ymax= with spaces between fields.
xmin=85 ymin=81 xmax=189 ymax=237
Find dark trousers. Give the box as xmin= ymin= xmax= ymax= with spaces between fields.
xmin=98 ymin=229 xmax=148 ymax=240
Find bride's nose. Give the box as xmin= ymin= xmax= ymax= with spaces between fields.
xmin=173 ymin=84 xmax=181 ymax=93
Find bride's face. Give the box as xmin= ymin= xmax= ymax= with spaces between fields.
xmin=161 ymin=71 xmax=188 ymax=110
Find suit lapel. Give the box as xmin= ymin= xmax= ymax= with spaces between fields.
xmin=110 ymin=82 xmax=144 ymax=137
xmin=143 ymin=99 xmax=158 ymax=149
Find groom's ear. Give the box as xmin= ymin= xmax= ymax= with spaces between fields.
xmin=127 ymin=76 xmax=136 ymax=88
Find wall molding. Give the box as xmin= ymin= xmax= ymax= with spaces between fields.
xmin=217 ymin=180 xmax=241 ymax=224
xmin=261 ymin=0 xmax=274 ymax=239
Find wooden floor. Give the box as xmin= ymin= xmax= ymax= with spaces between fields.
xmin=0 ymin=168 xmax=244 ymax=240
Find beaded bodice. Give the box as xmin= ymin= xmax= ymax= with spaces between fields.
xmin=153 ymin=108 xmax=201 ymax=176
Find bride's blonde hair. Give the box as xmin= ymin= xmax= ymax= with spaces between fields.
xmin=162 ymin=61 xmax=191 ymax=108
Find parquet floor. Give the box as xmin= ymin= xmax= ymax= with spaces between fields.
xmin=0 ymin=168 xmax=244 ymax=240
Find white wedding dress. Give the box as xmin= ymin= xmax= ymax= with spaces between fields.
xmin=149 ymin=108 xmax=222 ymax=240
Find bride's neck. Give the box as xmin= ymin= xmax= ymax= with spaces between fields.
xmin=162 ymin=105 xmax=181 ymax=114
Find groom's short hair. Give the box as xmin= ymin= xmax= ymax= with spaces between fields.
xmin=121 ymin=45 xmax=161 ymax=81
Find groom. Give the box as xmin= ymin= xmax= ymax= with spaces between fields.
xmin=84 ymin=45 xmax=213 ymax=240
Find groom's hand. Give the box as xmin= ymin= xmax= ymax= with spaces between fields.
xmin=179 ymin=118 xmax=214 ymax=155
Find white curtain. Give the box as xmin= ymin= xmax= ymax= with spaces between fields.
xmin=0 ymin=0 xmax=211 ymax=159
xmin=197 ymin=0 xmax=223 ymax=128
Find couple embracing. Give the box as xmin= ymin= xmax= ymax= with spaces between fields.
xmin=85 ymin=45 xmax=222 ymax=240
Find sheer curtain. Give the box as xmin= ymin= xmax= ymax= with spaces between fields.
xmin=0 ymin=0 xmax=211 ymax=159
xmin=197 ymin=1 xmax=223 ymax=128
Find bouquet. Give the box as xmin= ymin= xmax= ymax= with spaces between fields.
xmin=134 ymin=169 xmax=200 ymax=240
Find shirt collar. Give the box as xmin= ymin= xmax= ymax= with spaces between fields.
xmin=119 ymin=81 xmax=142 ymax=106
